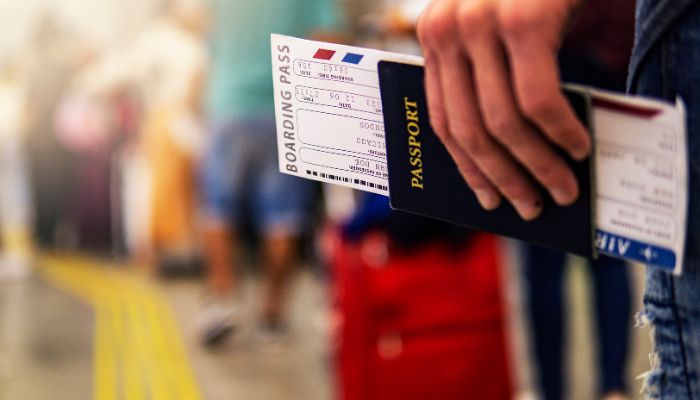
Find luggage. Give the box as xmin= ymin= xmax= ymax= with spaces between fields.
xmin=332 ymin=231 xmax=512 ymax=400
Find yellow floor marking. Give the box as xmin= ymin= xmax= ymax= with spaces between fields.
xmin=130 ymin=296 xmax=161 ymax=400
xmin=108 ymin=299 xmax=126 ymax=400
xmin=38 ymin=255 xmax=203 ymax=400
xmin=143 ymin=297 xmax=179 ymax=400
xmin=95 ymin=301 xmax=118 ymax=400
xmin=124 ymin=300 xmax=146 ymax=400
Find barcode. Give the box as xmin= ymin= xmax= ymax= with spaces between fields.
xmin=306 ymin=170 xmax=388 ymax=192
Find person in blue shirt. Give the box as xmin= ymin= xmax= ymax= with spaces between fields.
xmin=417 ymin=0 xmax=700 ymax=398
xmin=199 ymin=0 xmax=342 ymax=345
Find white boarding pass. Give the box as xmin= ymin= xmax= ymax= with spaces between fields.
xmin=272 ymin=34 xmax=420 ymax=195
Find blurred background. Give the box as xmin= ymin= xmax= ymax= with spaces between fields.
xmin=0 ymin=0 xmax=651 ymax=399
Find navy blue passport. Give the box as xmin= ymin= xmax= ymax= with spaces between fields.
xmin=378 ymin=61 xmax=594 ymax=257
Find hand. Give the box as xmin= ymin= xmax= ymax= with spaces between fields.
xmin=417 ymin=0 xmax=590 ymax=220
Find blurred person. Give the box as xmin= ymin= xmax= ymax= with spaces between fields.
xmin=523 ymin=3 xmax=635 ymax=400
xmin=415 ymin=0 xmax=700 ymax=398
xmin=74 ymin=0 xmax=208 ymax=268
xmin=525 ymin=252 xmax=631 ymax=400
xmin=0 ymin=61 xmax=33 ymax=279
xmin=20 ymin=12 xmax=89 ymax=249
xmin=198 ymin=0 xmax=342 ymax=346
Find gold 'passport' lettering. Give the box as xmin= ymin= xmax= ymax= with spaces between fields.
xmin=405 ymin=97 xmax=423 ymax=190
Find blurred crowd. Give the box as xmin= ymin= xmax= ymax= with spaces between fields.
xmin=0 ymin=0 xmax=637 ymax=399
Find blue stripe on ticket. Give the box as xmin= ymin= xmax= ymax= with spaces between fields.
xmin=342 ymin=53 xmax=364 ymax=64
xmin=595 ymin=230 xmax=676 ymax=270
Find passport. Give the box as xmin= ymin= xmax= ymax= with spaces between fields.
xmin=378 ymin=61 xmax=594 ymax=257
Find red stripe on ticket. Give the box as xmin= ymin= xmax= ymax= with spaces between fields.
xmin=313 ymin=49 xmax=336 ymax=60
xmin=593 ymin=97 xmax=662 ymax=119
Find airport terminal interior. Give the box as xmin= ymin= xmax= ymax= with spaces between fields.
xmin=0 ymin=0 xmax=659 ymax=399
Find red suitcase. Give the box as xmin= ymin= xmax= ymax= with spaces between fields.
xmin=332 ymin=232 xmax=512 ymax=400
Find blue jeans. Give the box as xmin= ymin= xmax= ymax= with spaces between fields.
xmin=629 ymin=1 xmax=700 ymax=398
xmin=200 ymin=115 xmax=315 ymax=234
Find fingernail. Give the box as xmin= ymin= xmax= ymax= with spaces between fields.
xmin=475 ymin=190 xmax=501 ymax=210
xmin=513 ymin=200 xmax=543 ymax=221
xmin=571 ymin=149 xmax=590 ymax=161
xmin=551 ymin=188 xmax=578 ymax=206
xmin=572 ymin=141 xmax=592 ymax=161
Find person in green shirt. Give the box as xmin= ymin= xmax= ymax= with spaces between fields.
xmin=199 ymin=0 xmax=342 ymax=346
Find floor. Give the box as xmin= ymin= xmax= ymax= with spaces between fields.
xmin=0 ymin=248 xmax=652 ymax=400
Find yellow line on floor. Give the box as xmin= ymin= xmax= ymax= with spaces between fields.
xmin=96 ymin=300 xmax=118 ymax=400
xmin=38 ymin=255 xmax=202 ymax=400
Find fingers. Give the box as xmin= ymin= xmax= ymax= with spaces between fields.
xmin=417 ymin=0 xmax=587 ymax=220
xmin=457 ymin=3 xmax=580 ymax=205
xmin=419 ymin=0 xmax=542 ymax=220
xmin=436 ymin=48 xmax=544 ymax=220
xmin=419 ymin=7 xmax=502 ymax=211
xmin=499 ymin=6 xmax=592 ymax=160
xmin=442 ymin=134 xmax=503 ymax=210
xmin=424 ymin=49 xmax=502 ymax=210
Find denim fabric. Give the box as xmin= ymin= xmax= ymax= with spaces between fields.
xmin=643 ymin=268 xmax=700 ymax=399
xmin=631 ymin=0 xmax=700 ymax=270
xmin=200 ymin=115 xmax=315 ymax=234
xmin=628 ymin=0 xmax=696 ymax=91
xmin=630 ymin=2 xmax=700 ymax=399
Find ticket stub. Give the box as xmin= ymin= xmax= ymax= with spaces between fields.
xmin=272 ymin=35 xmax=689 ymax=273
xmin=272 ymin=34 xmax=421 ymax=195
xmin=588 ymin=90 xmax=687 ymax=274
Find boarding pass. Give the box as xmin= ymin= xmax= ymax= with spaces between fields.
xmin=271 ymin=34 xmax=688 ymax=274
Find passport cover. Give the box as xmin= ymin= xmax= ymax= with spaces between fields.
xmin=379 ymin=61 xmax=594 ymax=257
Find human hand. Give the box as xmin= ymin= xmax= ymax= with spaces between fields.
xmin=417 ymin=0 xmax=590 ymax=220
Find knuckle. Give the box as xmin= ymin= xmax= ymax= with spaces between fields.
xmin=418 ymin=4 xmax=456 ymax=44
xmin=431 ymin=119 xmax=449 ymax=140
xmin=456 ymin=162 xmax=482 ymax=185
xmin=456 ymin=1 xmax=490 ymax=37
xmin=463 ymin=173 xmax=491 ymax=192
xmin=483 ymin=112 xmax=520 ymax=143
xmin=416 ymin=13 xmax=431 ymax=45
xmin=458 ymin=130 xmax=489 ymax=155
xmin=520 ymin=94 xmax=556 ymax=121
xmin=498 ymin=7 xmax=537 ymax=39
xmin=427 ymin=106 xmax=449 ymax=138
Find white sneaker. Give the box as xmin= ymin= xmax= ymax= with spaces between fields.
xmin=196 ymin=297 xmax=240 ymax=347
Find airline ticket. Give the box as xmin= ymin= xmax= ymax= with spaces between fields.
xmin=271 ymin=35 xmax=689 ymax=274
xmin=272 ymin=34 xmax=420 ymax=195
xmin=588 ymin=90 xmax=688 ymax=274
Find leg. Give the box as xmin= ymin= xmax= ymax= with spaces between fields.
xmin=523 ymin=244 xmax=567 ymax=400
xmin=199 ymin=117 xmax=248 ymax=297
xmin=589 ymin=256 xmax=631 ymax=397
xmin=631 ymin=4 xmax=700 ymax=397
xmin=202 ymin=221 xmax=238 ymax=297
xmin=260 ymin=232 xmax=299 ymax=323
xmin=642 ymin=268 xmax=700 ymax=399
xmin=197 ymin=118 xmax=247 ymax=345
xmin=251 ymin=116 xmax=315 ymax=326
